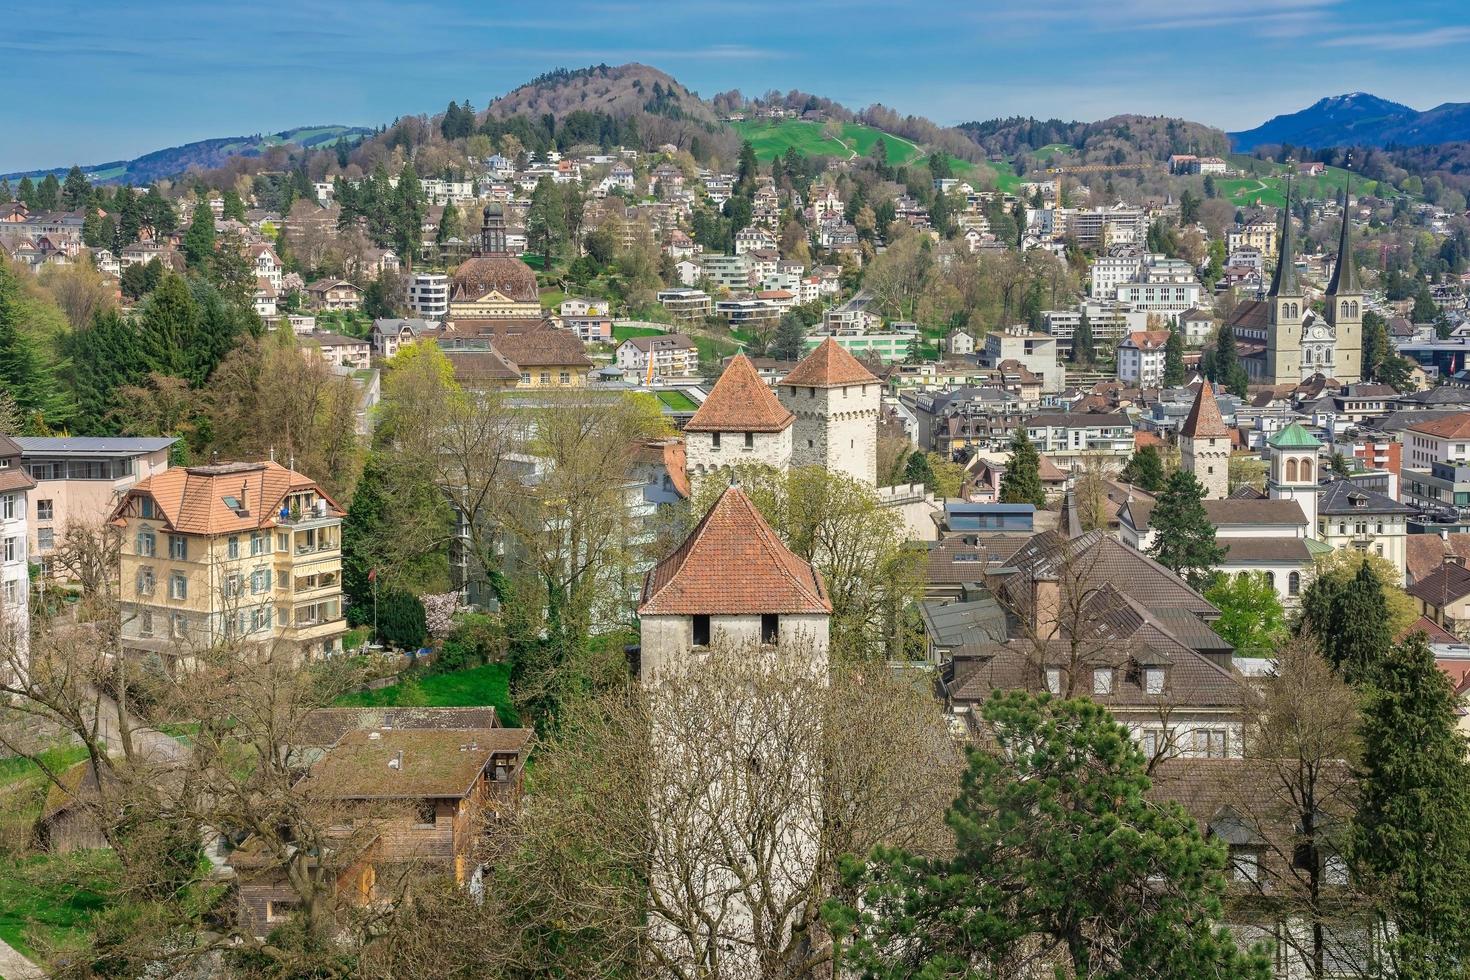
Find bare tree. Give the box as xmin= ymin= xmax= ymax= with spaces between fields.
xmin=49 ymin=521 xmax=120 ymax=605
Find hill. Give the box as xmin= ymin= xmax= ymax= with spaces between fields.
xmin=486 ymin=63 xmax=722 ymax=129
xmin=732 ymin=118 xmax=924 ymax=165
xmin=958 ymin=113 xmax=1229 ymax=166
xmin=1229 ymin=93 xmax=1470 ymax=150
xmin=4 ymin=125 xmax=373 ymax=186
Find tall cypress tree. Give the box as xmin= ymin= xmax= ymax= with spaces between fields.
xmin=1163 ymin=323 xmax=1186 ymax=386
xmin=183 ymin=200 xmax=216 ymax=268
xmin=1147 ymin=469 xmax=1224 ymax=589
xmin=1352 ymin=633 xmax=1470 ymax=975
xmin=999 ymin=429 xmax=1046 ymax=507
xmin=1070 ymin=311 xmax=1094 ymax=366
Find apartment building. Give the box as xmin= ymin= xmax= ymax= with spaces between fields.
xmin=1042 ymin=300 xmax=1149 ymax=362
xmin=657 ymin=287 xmax=713 ymax=322
xmin=616 ymin=334 xmax=700 ymax=379
xmin=982 ymin=327 xmax=1064 ymax=394
xmin=15 ymin=437 xmax=175 ymax=575
xmin=0 ymin=436 xmax=33 ymax=665
xmin=1403 ymin=413 xmax=1470 ymax=515
xmin=110 ymin=461 xmax=347 ymax=668
xmin=405 ymin=273 xmax=450 ymax=320
xmin=1022 ymin=412 xmax=1134 ymax=469
xmin=1116 ymin=330 xmax=1172 ymax=387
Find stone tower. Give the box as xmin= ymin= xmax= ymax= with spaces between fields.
xmin=1180 ymin=380 xmax=1231 ymax=500
xmin=1267 ymin=422 xmax=1322 ymax=531
xmin=1325 ymin=178 xmax=1363 ymax=384
xmin=1265 ymin=179 xmax=1304 ymax=386
xmin=683 ymin=354 xmax=794 ymax=485
xmin=777 ymin=338 xmax=880 ymax=484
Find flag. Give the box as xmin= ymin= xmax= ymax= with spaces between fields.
xmin=367 ymin=568 xmax=377 ymax=583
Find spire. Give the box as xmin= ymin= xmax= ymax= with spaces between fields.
xmin=1181 ymin=380 xmax=1229 ymax=439
xmin=1269 ymin=177 xmax=1302 ymax=298
xmin=1327 ymin=172 xmax=1361 ymax=296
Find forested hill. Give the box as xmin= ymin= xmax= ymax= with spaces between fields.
xmin=958 ymin=114 xmax=1229 ymax=164
xmin=486 ymin=64 xmax=722 ymax=128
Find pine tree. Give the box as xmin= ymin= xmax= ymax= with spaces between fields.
xmin=1070 ymin=310 xmax=1094 ymax=366
xmin=16 ymin=176 xmax=36 ymax=207
xmin=35 ymin=173 xmax=59 ymax=210
xmin=1120 ymin=445 xmax=1165 ymax=492
xmin=1148 ymin=469 xmax=1224 ymax=588
xmin=183 ymin=200 xmax=216 ymax=268
xmin=392 ymin=163 xmax=426 ymax=267
xmin=1351 ymin=634 xmax=1470 ymax=975
xmin=221 ymin=188 xmax=247 ymax=222
xmin=999 ymin=429 xmax=1046 ymax=507
xmin=769 ymin=311 xmax=807 ymax=362
xmin=435 ymin=200 xmax=461 ymax=246
xmin=0 ymin=264 xmax=73 ymax=429
xmin=1300 ymin=558 xmax=1392 ymax=685
xmin=1214 ymin=323 xmax=1238 ymax=381
xmin=61 ymin=165 xmax=90 ymax=210
xmin=1164 ymin=322 xmax=1186 ymax=386
xmin=830 ymin=692 xmax=1271 ymax=979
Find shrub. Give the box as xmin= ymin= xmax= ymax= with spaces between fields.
xmin=377 ymin=589 xmax=428 ymax=650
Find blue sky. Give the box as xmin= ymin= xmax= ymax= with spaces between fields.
xmin=4 ymin=0 xmax=1469 ymax=173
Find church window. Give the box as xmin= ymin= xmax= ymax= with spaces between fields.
xmin=1289 ymin=572 xmax=1301 ymax=596
xmin=1301 ymin=459 xmax=1313 ymax=481
xmin=1286 ymin=458 xmax=1298 ymax=481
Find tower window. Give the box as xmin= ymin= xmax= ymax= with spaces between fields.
xmin=692 ymin=615 xmax=711 ymax=647
xmin=744 ymin=432 xmax=754 ymax=450
xmin=760 ymin=613 xmax=779 ymax=645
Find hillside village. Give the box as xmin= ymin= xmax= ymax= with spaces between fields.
xmin=4 ymin=60 xmax=1470 ymax=978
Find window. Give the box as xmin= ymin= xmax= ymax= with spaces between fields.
xmin=559 ymin=371 xmax=570 ymax=385
xmin=1325 ymin=854 xmax=1349 ymax=886
xmin=250 ymin=568 xmax=272 ymax=594
xmin=265 ymin=899 xmax=299 ymax=923
xmin=36 ymin=527 xmax=53 ymax=551
xmin=171 ymin=613 xmax=188 ymax=639
xmin=0 ymin=495 xmax=13 ymax=520
xmin=760 ymin=613 xmax=779 ymax=645
xmin=1092 ymin=668 xmax=1113 ymax=695
xmin=227 ymin=536 xmax=239 ymax=559
xmin=692 ymin=614 xmax=711 ymax=647
xmin=223 ymin=574 xmax=243 ymax=598
xmin=1045 ymin=668 xmax=1062 ymax=695
xmin=139 ymin=609 xmax=153 ymax=636
xmin=136 ymin=567 xmax=155 ymax=596
xmin=1 ymin=580 xmax=18 ymax=607
xmin=539 ymin=372 xmax=550 ymax=385
xmin=277 ymin=533 xmax=289 ymax=552
xmin=168 ymin=535 xmax=188 ymax=560
xmin=519 ymin=372 xmax=530 ymax=384
xmin=711 ymin=432 xmax=721 ymax=451
xmin=1 ymin=537 xmax=16 ymax=563
xmin=168 ymin=573 xmax=188 ymax=600
xmin=414 ymin=800 xmax=438 ymax=827
xmin=140 ymin=497 xmax=155 ymax=519
xmin=1144 ymin=668 xmax=1165 ymax=695
xmin=1231 ymin=847 xmax=1261 ymax=884
xmin=36 ymin=499 xmax=53 ymax=521
xmin=250 ymin=531 xmax=266 ymax=556
xmin=744 ymin=431 xmax=754 ymax=450
xmin=1139 ymin=728 xmax=1169 ymax=757
xmin=1196 ymin=729 xmax=1229 ymax=758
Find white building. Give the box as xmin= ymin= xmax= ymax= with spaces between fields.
xmin=777 ymin=338 xmax=880 ymax=484
xmin=405 ymin=273 xmax=450 ymax=321
xmin=616 ymin=334 xmax=700 ymax=379
xmin=0 ymin=436 xmax=33 ymax=670
xmin=1116 ymin=330 xmax=1171 ymax=387
xmin=982 ymin=327 xmax=1064 ymax=394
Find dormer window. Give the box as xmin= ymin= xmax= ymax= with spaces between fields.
xmin=1144 ymin=667 xmax=1165 ymax=695
xmin=1092 ymin=668 xmax=1113 ymax=696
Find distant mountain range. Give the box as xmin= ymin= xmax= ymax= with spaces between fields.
xmin=3 ymin=125 xmax=373 ymax=186
xmin=1230 ymin=93 xmax=1470 ymax=150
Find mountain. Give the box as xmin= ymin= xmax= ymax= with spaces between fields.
xmin=4 ymin=125 xmax=374 ymax=186
xmin=487 ymin=63 xmax=721 ymax=128
xmin=1229 ymin=93 xmax=1470 ymax=150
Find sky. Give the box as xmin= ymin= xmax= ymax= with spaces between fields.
xmin=4 ymin=0 xmax=1470 ymax=173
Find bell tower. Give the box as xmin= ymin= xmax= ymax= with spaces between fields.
xmin=1266 ymin=177 xmax=1303 ymax=385
xmin=1180 ymin=380 xmax=1230 ymax=500
xmin=1325 ymin=173 xmax=1363 ymax=384
xmin=1267 ymin=422 xmax=1322 ymax=531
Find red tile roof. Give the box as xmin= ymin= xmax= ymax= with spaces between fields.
xmin=779 ymin=336 xmax=879 ymax=388
xmin=686 ymin=355 xmax=794 ymax=433
xmin=639 ymin=486 xmax=831 ymax=615
xmin=111 ymin=461 xmax=342 ymax=536
xmin=1181 ymin=380 xmax=1230 ymax=439
xmin=1407 ymin=412 xmax=1470 ymax=440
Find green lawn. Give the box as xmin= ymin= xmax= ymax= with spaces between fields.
xmin=612 ymin=325 xmax=666 ymax=342
xmin=733 ymin=119 xmax=924 ymax=165
xmin=334 ymin=663 xmax=518 ymax=726
xmin=655 ymin=389 xmax=698 ymax=411
xmin=0 ymin=745 xmax=89 ymax=791
xmin=1220 ymin=154 xmax=1388 ymax=207
xmin=0 ymin=851 xmax=116 ymax=961
xmin=693 ymin=335 xmax=739 ymax=363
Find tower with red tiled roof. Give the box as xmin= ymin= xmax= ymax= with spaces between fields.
xmin=684 ymin=354 xmax=793 ymax=482
xmin=637 ymin=484 xmax=831 ymax=679
xmin=777 ymin=337 xmax=880 ymax=484
xmin=1180 ymin=380 xmax=1230 ymax=500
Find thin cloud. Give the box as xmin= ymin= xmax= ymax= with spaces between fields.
xmin=1320 ymin=25 xmax=1470 ymax=49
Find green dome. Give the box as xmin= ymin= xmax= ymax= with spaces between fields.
xmin=1268 ymin=422 xmax=1321 ymax=450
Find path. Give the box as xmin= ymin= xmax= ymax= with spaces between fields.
xmin=0 ymin=935 xmax=46 ymax=979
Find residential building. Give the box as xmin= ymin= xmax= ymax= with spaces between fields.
xmin=306 ymin=332 xmax=371 ymax=370
xmin=823 ymin=291 xmax=881 ymax=333
xmin=1042 ymin=301 xmax=1149 ymax=362
xmin=405 ymin=273 xmax=450 ymax=320
xmin=110 ymin=461 xmax=347 ymax=667
xmin=0 ymin=436 xmax=33 ymax=668
xmin=982 ymin=327 xmax=1064 ymax=393
xmin=656 ymin=287 xmax=713 ymax=322
xmin=1090 ymin=253 xmax=1144 ymax=299
xmin=15 ymin=437 xmax=175 ymax=575
xmin=1116 ymin=330 xmax=1171 ymax=386
xmin=1178 ymin=307 xmax=1215 ymax=347
xmin=683 ymin=355 xmax=794 ymax=482
xmin=699 ymin=253 xmax=754 ymax=290
xmin=1317 ymin=479 xmax=1411 ymax=578
xmin=305 ymin=279 xmax=363 ymax=312
xmin=1408 ymin=560 xmax=1470 ymax=638
xmin=371 ymin=318 xmax=437 ymax=359
xmin=802 ymin=329 xmax=914 ymax=363
xmin=1022 ymin=412 xmax=1134 ymax=469
xmin=616 ymin=334 xmax=700 ymax=379
xmin=777 ymin=338 xmax=880 ymax=484
xmin=1226 ymin=222 xmax=1278 ymax=259
xmin=561 ymin=313 xmax=613 ymax=344
xmin=714 ymin=297 xmax=782 ymax=331
xmin=1403 ymin=413 xmax=1470 ymax=514
xmin=946 ymin=329 xmax=976 ymax=357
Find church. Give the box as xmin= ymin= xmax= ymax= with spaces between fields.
xmin=1236 ymin=179 xmax=1363 ymax=386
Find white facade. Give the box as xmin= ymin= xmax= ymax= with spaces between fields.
xmin=406 ymin=273 xmax=450 ymax=320
xmin=0 ymin=482 xmax=30 ymax=669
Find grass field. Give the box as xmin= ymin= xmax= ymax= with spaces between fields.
xmin=732 ymin=119 xmax=924 ymax=165
xmin=693 ymin=335 xmax=739 ymax=363
xmin=1220 ymin=154 xmax=1388 ymax=207
xmin=0 ymin=851 xmax=116 ymax=960
xmin=612 ymin=324 xmax=665 ymax=342
xmin=655 ymin=389 xmax=698 ymax=411
xmin=334 ymin=663 xmax=519 ymax=726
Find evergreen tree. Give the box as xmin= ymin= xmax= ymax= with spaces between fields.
xmin=526 ymin=176 xmax=565 ymax=261
xmin=35 ymin=173 xmax=59 ymax=210
xmin=182 ymin=200 xmax=216 ymax=268
xmin=1179 ymin=188 xmax=1201 ymax=225
xmin=928 ymin=190 xmax=952 ymax=237
xmin=0 ymin=264 xmax=73 ymax=429
xmin=1361 ymin=310 xmax=1389 ymax=381
xmin=0 ymin=178 xmax=10 ymax=201
xmin=16 ymin=177 xmax=36 ymax=207
xmin=999 ymin=429 xmax=1045 ymax=507
xmin=1213 ymin=323 xmax=1238 ymax=381
xmin=1299 ymin=558 xmax=1392 ymax=685
xmin=1070 ymin=310 xmax=1094 ymax=366
xmin=1120 ymin=445 xmax=1166 ymax=492
xmin=435 ymin=200 xmax=461 ymax=246
xmin=1163 ymin=323 xmax=1187 ymax=386
xmin=830 ymin=692 xmax=1270 ymax=979
xmin=142 ymin=183 xmax=177 ymax=237
xmin=221 ymin=188 xmax=247 ymax=222
xmin=377 ymin=588 xmax=428 ymax=649
xmin=735 ymin=141 xmax=759 ymax=198
xmin=1148 ymin=469 xmax=1224 ymax=589
xmin=902 ymin=451 xmax=936 ymax=491
xmin=769 ymin=311 xmax=808 ymax=362
xmin=61 ymin=165 xmax=90 ymax=210
xmin=64 ymin=309 xmax=148 ymax=433
xmin=1351 ymin=634 xmax=1470 ymax=975
xmin=392 ymin=163 xmax=426 ymax=266
xmin=135 ymin=273 xmax=199 ymax=379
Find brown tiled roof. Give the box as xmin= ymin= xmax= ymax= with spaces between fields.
xmin=926 ymin=535 xmax=1028 ymax=585
xmin=491 ymin=328 xmax=593 ymax=369
xmin=639 ymin=486 xmax=830 ymax=615
xmin=1406 ymin=534 xmax=1470 ymax=584
xmin=1122 ymin=330 xmax=1171 ymax=350
xmin=441 ymin=317 xmax=552 ymax=340
xmin=111 ymin=461 xmax=343 ymax=536
xmin=1400 ymin=614 xmax=1461 ymax=645
xmin=1181 ymin=380 xmax=1230 ymax=439
xmin=1406 ymin=562 xmax=1470 ymax=608
xmin=1126 ymin=497 xmax=1307 ymax=532
xmin=447 ymin=349 xmax=521 ymax=384
xmin=449 ymin=255 xmax=539 ymax=303
xmin=1220 ymin=537 xmax=1314 ymax=563
xmin=0 ymin=436 xmax=36 ymax=492
xmin=1226 ymin=299 xmax=1270 ymax=330
xmin=686 ymin=355 xmax=794 ymax=433
xmin=1000 ymin=530 xmax=1217 ymax=616
xmin=779 ymin=337 xmax=878 ymax=388
xmin=1407 ymin=412 xmax=1470 ymax=439
xmin=297 ymin=727 xmax=532 ymax=800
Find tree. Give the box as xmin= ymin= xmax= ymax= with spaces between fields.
xmin=1164 ymin=323 xmax=1187 ymax=386
xmin=1180 ymin=189 xmax=1201 ymax=225
xmin=1070 ymin=309 xmax=1095 ymax=366
xmin=61 ymin=165 xmax=90 ymax=210
xmin=769 ymin=311 xmax=808 ymax=362
xmin=1148 ymin=470 xmax=1225 ymax=589
xmin=1121 ymin=444 xmax=1166 ymax=492
xmin=0 ymin=263 xmax=73 ymax=429
xmin=1299 ymin=557 xmax=1394 ymax=685
xmin=377 ymin=587 xmax=428 ymax=649
xmin=35 ymin=172 xmax=59 ymax=210
xmin=16 ymin=176 xmax=35 ymax=207
xmin=1361 ymin=310 xmax=1389 ymax=381
xmin=1228 ymin=453 xmax=1268 ymax=494
xmin=830 ymin=691 xmax=1271 ymax=979
xmin=1351 ymin=633 xmax=1470 ymax=976
xmin=392 ymin=163 xmax=426 ymax=268
xmin=1213 ymin=323 xmax=1239 ymax=381
xmin=221 ymin=188 xmax=247 ymax=223
xmin=435 ymin=200 xmax=461 ymax=246
xmin=526 ymin=176 xmax=565 ymax=262
xmin=1204 ymin=572 xmax=1286 ymax=657
xmin=38 ymin=261 xmax=115 ymax=330
xmin=1376 ymin=355 xmax=1416 ymax=392
xmin=999 ymin=429 xmax=1046 ymax=507
xmin=484 ymin=644 xmax=960 ymax=977
xmin=182 ymin=200 xmax=215 ymax=268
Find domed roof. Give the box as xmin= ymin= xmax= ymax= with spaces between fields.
xmin=450 ymin=256 xmax=538 ymax=304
